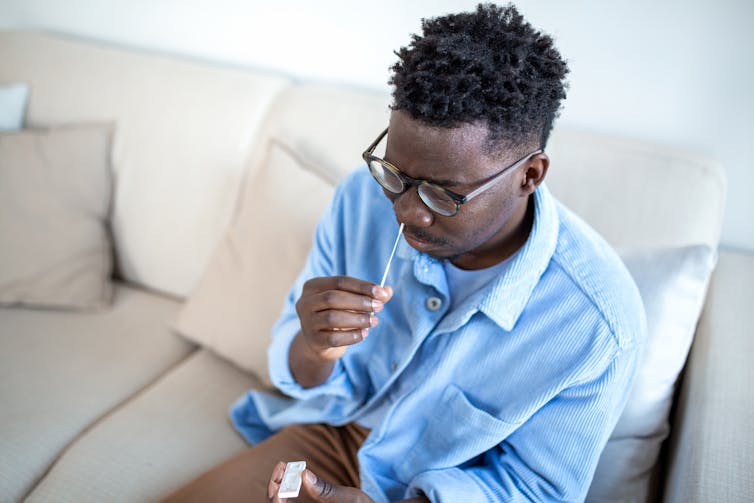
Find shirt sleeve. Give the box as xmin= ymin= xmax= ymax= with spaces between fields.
xmin=266 ymin=181 xmax=356 ymax=402
xmin=406 ymin=343 xmax=640 ymax=502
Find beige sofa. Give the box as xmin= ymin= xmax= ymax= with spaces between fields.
xmin=1 ymin=31 xmax=752 ymax=503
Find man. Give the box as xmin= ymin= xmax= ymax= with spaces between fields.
xmin=164 ymin=3 xmax=645 ymax=502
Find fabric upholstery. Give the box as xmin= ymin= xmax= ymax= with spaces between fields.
xmin=663 ymin=250 xmax=754 ymax=503
xmin=0 ymin=124 xmax=114 ymax=309
xmin=0 ymin=81 xmax=28 ymax=130
xmin=25 ymin=350 xmax=259 ymax=503
xmin=174 ymin=84 xmax=390 ymax=379
xmin=243 ymin=84 xmax=392 ymax=186
xmin=588 ymin=245 xmax=716 ymax=502
xmin=0 ymin=31 xmax=289 ymax=297
xmin=0 ymin=283 xmax=195 ymax=502
xmin=0 ymin=30 xmax=739 ymax=503
xmin=174 ymin=140 xmax=335 ymax=380
xmin=546 ymin=128 xmax=726 ymax=250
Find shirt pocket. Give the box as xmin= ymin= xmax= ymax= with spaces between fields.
xmin=396 ymin=384 xmax=521 ymax=480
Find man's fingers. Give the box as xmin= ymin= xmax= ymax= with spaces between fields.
xmin=303 ymin=276 xmax=390 ymax=301
xmin=383 ymin=285 xmax=394 ymax=299
xmin=325 ymin=328 xmax=371 ymax=347
xmin=272 ymin=461 xmax=286 ymax=481
xmin=267 ymin=461 xmax=287 ymax=500
xmin=308 ymin=289 xmax=385 ymax=314
xmin=295 ymin=275 xmax=394 ymax=360
xmin=310 ymin=309 xmax=378 ymax=332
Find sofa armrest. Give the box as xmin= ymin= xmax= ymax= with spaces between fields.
xmin=663 ymin=250 xmax=754 ymax=502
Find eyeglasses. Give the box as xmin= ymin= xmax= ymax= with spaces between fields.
xmin=362 ymin=127 xmax=543 ymax=217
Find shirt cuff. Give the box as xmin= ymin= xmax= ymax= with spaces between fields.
xmin=406 ymin=468 xmax=489 ymax=503
xmin=229 ymin=392 xmax=274 ymax=445
xmin=267 ymin=317 xmax=353 ymax=400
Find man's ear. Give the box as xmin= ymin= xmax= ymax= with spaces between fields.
xmin=520 ymin=153 xmax=549 ymax=194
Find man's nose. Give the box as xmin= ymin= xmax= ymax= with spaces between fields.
xmin=392 ymin=188 xmax=433 ymax=228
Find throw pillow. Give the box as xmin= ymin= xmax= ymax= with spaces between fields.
xmin=0 ymin=124 xmax=115 ymax=309
xmin=174 ymin=139 xmax=336 ymax=381
xmin=0 ymin=82 xmax=29 ymax=131
xmin=587 ymin=245 xmax=716 ymax=502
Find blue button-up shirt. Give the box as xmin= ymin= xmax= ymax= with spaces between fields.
xmin=231 ymin=169 xmax=645 ymax=502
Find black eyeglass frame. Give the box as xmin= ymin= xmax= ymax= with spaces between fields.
xmin=362 ymin=127 xmax=543 ymax=217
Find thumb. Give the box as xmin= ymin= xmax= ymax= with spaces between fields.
xmin=302 ymin=470 xmax=337 ymax=501
xmin=302 ymin=469 xmax=374 ymax=503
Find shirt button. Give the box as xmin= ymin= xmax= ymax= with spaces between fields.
xmin=426 ymin=296 xmax=442 ymax=311
xmin=391 ymin=362 xmax=398 ymax=371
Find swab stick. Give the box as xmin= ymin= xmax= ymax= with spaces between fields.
xmin=379 ymin=223 xmax=404 ymax=288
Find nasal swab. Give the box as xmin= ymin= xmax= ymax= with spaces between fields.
xmin=380 ymin=222 xmax=405 ymax=288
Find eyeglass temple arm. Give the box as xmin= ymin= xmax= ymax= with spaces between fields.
xmin=462 ymin=149 xmax=543 ymax=202
xmin=363 ymin=128 xmax=389 ymax=158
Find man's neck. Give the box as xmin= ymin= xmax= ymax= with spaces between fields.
xmin=451 ymin=195 xmax=534 ymax=270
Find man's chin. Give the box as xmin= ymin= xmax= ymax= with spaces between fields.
xmin=422 ymin=247 xmax=464 ymax=263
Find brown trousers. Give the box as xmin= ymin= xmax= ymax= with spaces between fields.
xmin=160 ymin=422 xmax=370 ymax=503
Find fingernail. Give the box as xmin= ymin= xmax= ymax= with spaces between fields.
xmin=371 ymin=300 xmax=384 ymax=311
xmin=361 ymin=328 xmax=369 ymax=339
xmin=370 ymin=316 xmax=379 ymax=327
xmin=304 ymin=470 xmax=317 ymax=485
xmin=372 ymin=286 xmax=388 ymax=299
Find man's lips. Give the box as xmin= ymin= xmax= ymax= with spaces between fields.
xmin=403 ymin=230 xmax=436 ymax=250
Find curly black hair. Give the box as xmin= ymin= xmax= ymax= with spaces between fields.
xmin=389 ymin=3 xmax=569 ymax=154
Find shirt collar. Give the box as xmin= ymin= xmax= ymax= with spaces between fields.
xmin=394 ymin=183 xmax=559 ymax=331
xmin=478 ymin=183 xmax=559 ymax=330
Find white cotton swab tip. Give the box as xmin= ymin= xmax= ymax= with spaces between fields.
xmin=379 ymin=222 xmax=404 ymax=288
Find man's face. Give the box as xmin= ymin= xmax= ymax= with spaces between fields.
xmin=382 ymin=110 xmax=538 ymax=270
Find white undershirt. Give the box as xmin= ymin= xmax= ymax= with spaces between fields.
xmin=444 ymin=254 xmax=516 ymax=310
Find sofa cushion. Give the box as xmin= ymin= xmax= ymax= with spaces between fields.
xmin=0 ymin=124 xmax=114 ymax=309
xmin=587 ymin=245 xmax=716 ymax=502
xmin=173 ymin=83 xmax=391 ymax=380
xmin=545 ymin=128 xmax=726 ymax=250
xmin=174 ymin=139 xmax=335 ymax=381
xmin=0 ymin=283 xmax=195 ymax=502
xmin=24 ymin=350 xmax=258 ymax=503
xmin=0 ymin=81 xmax=28 ymax=130
xmin=0 ymin=31 xmax=290 ymax=297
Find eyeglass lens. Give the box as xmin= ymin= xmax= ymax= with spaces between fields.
xmin=368 ymin=159 xmax=458 ymax=216
xmin=368 ymin=159 xmax=403 ymax=193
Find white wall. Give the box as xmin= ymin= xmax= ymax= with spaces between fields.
xmin=1 ymin=0 xmax=752 ymax=252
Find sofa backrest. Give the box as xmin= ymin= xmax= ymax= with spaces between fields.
xmin=546 ymin=129 xmax=725 ymax=249
xmin=0 ymin=30 xmax=726 ymax=299
xmin=250 ymin=84 xmax=726 ymax=251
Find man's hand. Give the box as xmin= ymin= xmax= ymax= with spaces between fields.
xmin=268 ymin=462 xmax=374 ymax=503
xmin=296 ymin=276 xmax=392 ymax=361
xmin=290 ymin=276 xmax=393 ymax=387
xmin=268 ymin=462 xmax=431 ymax=503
